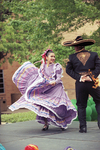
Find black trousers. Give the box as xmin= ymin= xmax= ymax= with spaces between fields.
xmin=75 ymin=81 xmax=100 ymax=127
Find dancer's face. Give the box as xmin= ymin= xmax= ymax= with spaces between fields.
xmin=46 ymin=53 xmax=55 ymax=64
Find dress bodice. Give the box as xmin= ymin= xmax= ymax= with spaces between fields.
xmin=44 ymin=63 xmax=54 ymax=78
xmin=39 ymin=62 xmax=63 ymax=84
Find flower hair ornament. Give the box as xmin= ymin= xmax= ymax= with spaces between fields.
xmin=41 ymin=49 xmax=52 ymax=64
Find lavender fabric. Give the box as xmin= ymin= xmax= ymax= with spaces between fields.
xmin=9 ymin=61 xmax=77 ymax=129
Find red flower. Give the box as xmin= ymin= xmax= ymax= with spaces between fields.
xmin=41 ymin=49 xmax=52 ymax=63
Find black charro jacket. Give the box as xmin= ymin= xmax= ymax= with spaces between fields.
xmin=66 ymin=49 xmax=100 ymax=81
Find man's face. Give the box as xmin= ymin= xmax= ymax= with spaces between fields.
xmin=74 ymin=46 xmax=80 ymax=52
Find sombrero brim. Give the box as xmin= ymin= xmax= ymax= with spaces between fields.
xmin=63 ymin=39 xmax=95 ymax=46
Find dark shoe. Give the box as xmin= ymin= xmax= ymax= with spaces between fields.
xmin=42 ymin=125 xmax=49 ymax=131
xmin=61 ymin=128 xmax=66 ymax=131
xmin=79 ymin=126 xmax=87 ymax=133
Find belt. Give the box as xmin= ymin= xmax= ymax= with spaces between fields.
xmin=79 ymin=72 xmax=89 ymax=76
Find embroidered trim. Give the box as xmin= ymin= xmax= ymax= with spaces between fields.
xmin=77 ymin=52 xmax=90 ymax=66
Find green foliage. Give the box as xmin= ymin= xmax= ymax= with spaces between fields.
xmin=91 ymin=104 xmax=97 ymax=121
xmin=72 ymin=96 xmax=97 ymax=121
xmin=49 ymin=44 xmax=75 ymax=66
xmin=86 ymin=106 xmax=92 ymax=117
xmin=71 ymin=99 xmax=77 ymax=105
xmin=0 ymin=0 xmax=100 ymax=66
xmin=1 ymin=111 xmax=36 ymax=123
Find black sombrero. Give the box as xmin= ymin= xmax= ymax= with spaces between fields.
xmin=63 ymin=36 xmax=95 ymax=46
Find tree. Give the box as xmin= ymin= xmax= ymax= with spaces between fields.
xmin=0 ymin=0 xmax=100 ymax=66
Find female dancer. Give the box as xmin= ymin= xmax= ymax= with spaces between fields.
xmin=9 ymin=49 xmax=77 ymax=130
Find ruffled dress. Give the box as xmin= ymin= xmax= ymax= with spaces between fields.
xmin=9 ymin=61 xmax=77 ymax=129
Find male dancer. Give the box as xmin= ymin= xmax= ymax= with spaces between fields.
xmin=63 ymin=36 xmax=100 ymax=133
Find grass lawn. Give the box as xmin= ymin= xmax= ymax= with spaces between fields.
xmin=1 ymin=111 xmax=36 ymax=123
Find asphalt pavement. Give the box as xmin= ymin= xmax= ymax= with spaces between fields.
xmin=0 ymin=120 xmax=100 ymax=150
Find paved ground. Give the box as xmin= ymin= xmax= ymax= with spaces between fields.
xmin=0 ymin=119 xmax=100 ymax=150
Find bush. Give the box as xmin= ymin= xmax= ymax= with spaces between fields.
xmin=72 ymin=97 xmax=97 ymax=121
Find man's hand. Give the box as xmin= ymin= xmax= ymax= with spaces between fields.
xmin=81 ymin=75 xmax=92 ymax=82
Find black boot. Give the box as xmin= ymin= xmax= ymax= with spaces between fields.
xmin=78 ymin=107 xmax=87 ymax=133
xmin=95 ymin=103 xmax=100 ymax=129
xmin=79 ymin=126 xmax=87 ymax=133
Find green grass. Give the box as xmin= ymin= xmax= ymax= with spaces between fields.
xmin=1 ymin=111 xmax=36 ymax=123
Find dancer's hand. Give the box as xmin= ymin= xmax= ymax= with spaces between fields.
xmin=49 ymin=81 xmax=56 ymax=86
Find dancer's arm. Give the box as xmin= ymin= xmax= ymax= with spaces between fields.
xmin=50 ymin=63 xmax=62 ymax=86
